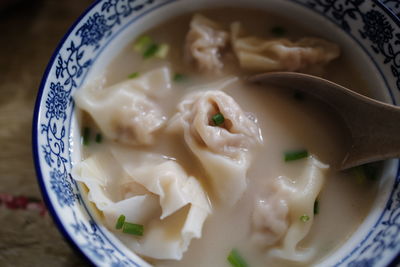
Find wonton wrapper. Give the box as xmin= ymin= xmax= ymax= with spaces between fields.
xmin=252 ymin=156 xmax=329 ymax=262
xmin=252 ymin=181 xmax=289 ymax=247
xmin=185 ymin=14 xmax=229 ymax=72
xmin=231 ymin=22 xmax=340 ymax=72
xmin=72 ymin=145 xmax=211 ymax=260
xmin=74 ymin=67 xmax=172 ymax=145
xmin=168 ymin=80 xmax=263 ymax=205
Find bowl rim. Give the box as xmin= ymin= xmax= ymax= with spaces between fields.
xmin=32 ymin=0 xmax=100 ymax=265
xmin=32 ymin=0 xmax=400 ymax=266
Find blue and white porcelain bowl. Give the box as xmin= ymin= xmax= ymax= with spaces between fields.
xmin=33 ymin=0 xmax=400 ymax=266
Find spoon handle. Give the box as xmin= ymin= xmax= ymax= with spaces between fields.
xmin=340 ymin=92 xmax=400 ymax=169
xmin=250 ymin=72 xmax=400 ymax=169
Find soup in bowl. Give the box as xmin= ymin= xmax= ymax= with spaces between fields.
xmin=33 ymin=0 xmax=400 ymax=266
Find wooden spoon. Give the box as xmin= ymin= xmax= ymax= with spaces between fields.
xmin=250 ymin=72 xmax=400 ymax=170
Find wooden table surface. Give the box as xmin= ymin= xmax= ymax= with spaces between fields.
xmin=0 ymin=1 xmax=92 ymax=266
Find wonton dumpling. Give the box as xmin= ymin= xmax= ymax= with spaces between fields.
xmin=231 ymin=22 xmax=340 ymax=72
xmin=185 ymin=14 xmax=229 ymax=72
xmin=168 ymin=82 xmax=262 ymax=205
xmin=252 ymin=156 xmax=329 ymax=262
xmin=74 ymin=67 xmax=172 ymax=145
xmin=252 ymin=182 xmax=289 ymax=247
xmin=72 ymin=145 xmax=211 ymax=260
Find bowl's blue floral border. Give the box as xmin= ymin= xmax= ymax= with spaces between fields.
xmin=35 ymin=0 xmax=400 ymax=266
xmin=38 ymin=0 xmax=160 ymax=266
xmin=300 ymin=1 xmax=400 ymax=265
xmin=383 ymin=0 xmax=400 ymax=18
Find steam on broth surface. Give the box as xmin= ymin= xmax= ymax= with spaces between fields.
xmin=72 ymin=8 xmax=378 ymax=267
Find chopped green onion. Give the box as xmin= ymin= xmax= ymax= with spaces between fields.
xmin=300 ymin=214 xmax=310 ymax=222
xmin=227 ymin=249 xmax=248 ymax=267
xmin=122 ymin=222 xmax=144 ymax=236
xmin=82 ymin=127 xmax=91 ymax=145
xmin=143 ymin=43 xmax=159 ymax=59
xmin=314 ymin=200 xmax=319 ymax=215
xmin=362 ymin=163 xmax=379 ymax=181
xmin=351 ymin=163 xmax=379 ymax=184
xmin=352 ymin=166 xmax=366 ymax=184
xmin=155 ymin=43 xmax=170 ymax=58
xmin=95 ymin=133 xmax=102 ymax=143
xmin=133 ymin=35 xmax=153 ymax=52
xmin=284 ymin=149 xmax=308 ymax=162
xmin=133 ymin=35 xmax=169 ymax=59
xmin=271 ymin=26 xmax=286 ymax=37
xmin=173 ymin=73 xmax=186 ymax=82
xmin=115 ymin=215 xmax=125 ymax=230
xmin=212 ymin=113 xmax=225 ymax=126
xmin=128 ymin=72 xmax=140 ymax=79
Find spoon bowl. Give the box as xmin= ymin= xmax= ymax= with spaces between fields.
xmin=250 ymin=72 xmax=400 ymax=170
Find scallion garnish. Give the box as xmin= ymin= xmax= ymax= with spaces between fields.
xmin=352 ymin=166 xmax=367 ymax=184
xmin=352 ymin=163 xmax=379 ymax=184
xmin=115 ymin=215 xmax=125 ymax=230
xmin=143 ymin=43 xmax=159 ymax=59
xmin=271 ymin=26 xmax=286 ymax=36
xmin=95 ymin=133 xmax=102 ymax=143
xmin=155 ymin=43 xmax=169 ymax=58
xmin=314 ymin=200 xmax=319 ymax=215
xmin=173 ymin=73 xmax=186 ymax=82
xmin=133 ymin=35 xmax=169 ymax=59
xmin=212 ymin=113 xmax=225 ymax=126
xmin=133 ymin=35 xmax=153 ymax=52
xmin=362 ymin=163 xmax=379 ymax=181
xmin=227 ymin=249 xmax=248 ymax=267
xmin=300 ymin=214 xmax=310 ymax=222
xmin=128 ymin=72 xmax=140 ymax=79
xmin=122 ymin=222 xmax=144 ymax=236
xmin=284 ymin=149 xmax=308 ymax=162
xmin=82 ymin=127 xmax=91 ymax=145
